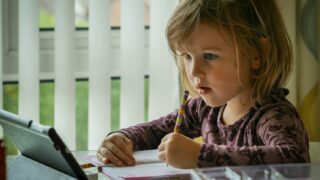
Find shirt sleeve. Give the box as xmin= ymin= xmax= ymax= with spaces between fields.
xmin=197 ymin=106 xmax=310 ymax=167
xmin=115 ymin=97 xmax=204 ymax=151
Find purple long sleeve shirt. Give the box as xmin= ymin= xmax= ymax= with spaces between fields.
xmin=117 ymin=88 xmax=310 ymax=167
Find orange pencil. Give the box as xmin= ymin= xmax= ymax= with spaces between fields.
xmin=80 ymin=163 xmax=95 ymax=169
xmin=173 ymin=90 xmax=189 ymax=133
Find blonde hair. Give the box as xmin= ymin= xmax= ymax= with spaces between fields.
xmin=166 ymin=0 xmax=292 ymax=103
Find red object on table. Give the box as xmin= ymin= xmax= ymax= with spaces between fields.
xmin=0 ymin=139 xmax=6 ymax=180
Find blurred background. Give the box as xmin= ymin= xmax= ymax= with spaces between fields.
xmin=0 ymin=0 xmax=319 ymax=155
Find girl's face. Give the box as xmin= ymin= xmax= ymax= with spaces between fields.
xmin=181 ymin=21 xmax=253 ymax=107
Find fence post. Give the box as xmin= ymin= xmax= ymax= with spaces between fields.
xmin=88 ymin=0 xmax=112 ymax=150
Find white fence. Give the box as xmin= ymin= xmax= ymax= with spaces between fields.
xmin=1 ymin=0 xmax=180 ymax=150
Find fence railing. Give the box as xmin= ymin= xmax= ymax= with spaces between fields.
xmin=1 ymin=0 xmax=180 ymax=151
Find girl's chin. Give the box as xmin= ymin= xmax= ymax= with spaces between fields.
xmin=200 ymin=96 xmax=225 ymax=107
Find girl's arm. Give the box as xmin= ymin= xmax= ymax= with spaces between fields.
xmin=116 ymin=97 xmax=204 ymax=151
xmin=197 ymin=108 xmax=310 ymax=167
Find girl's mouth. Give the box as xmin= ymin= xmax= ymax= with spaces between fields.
xmin=197 ymin=87 xmax=211 ymax=95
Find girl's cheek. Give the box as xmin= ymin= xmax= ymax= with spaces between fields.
xmin=184 ymin=65 xmax=192 ymax=77
xmin=215 ymin=67 xmax=235 ymax=81
xmin=186 ymin=70 xmax=194 ymax=82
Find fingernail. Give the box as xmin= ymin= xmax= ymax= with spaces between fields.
xmin=131 ymin=158 xmax=136 ymax=164
xmin=128 ymin=160 xmax=134 ymax=165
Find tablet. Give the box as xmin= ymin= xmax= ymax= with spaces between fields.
xmin=0 ymin=109 xmax=88 ymax=180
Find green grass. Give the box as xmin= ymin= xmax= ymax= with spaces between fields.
xmin=39 ymin=7 xmax=89 ymax=29
xmin=3 ymin=84 xmax=18 ymax=155
xmin=40 ymin=82 xmax=54 ymax=126
xmin=2 ymin=78 xmax=149 ymax=154
xmin=76 ymin=81 xmax=88 ymax=150
xmin=39 ymin=8 xmax=55 ymax=28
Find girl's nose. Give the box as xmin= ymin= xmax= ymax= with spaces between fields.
xmin=190 ymin=58 xmax=204 ymax=78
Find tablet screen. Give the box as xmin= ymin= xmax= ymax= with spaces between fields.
xmin=0 ymin=109 xmax=88 ymax=179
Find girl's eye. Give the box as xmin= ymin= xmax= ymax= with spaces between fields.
xmin=203 ymin=53 xmax=218 ymax=60
xmin=182 ymin=54 xmax=192 ymax=61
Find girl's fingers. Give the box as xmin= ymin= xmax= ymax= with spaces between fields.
xmin=97 ymin=147 xmax=108 ymax=162
xmin=159 ymin=134 xmax=171 ymax=152
xmin=96 ymin=133 xmax=135 ymax=166
xmin=158 ymin=141 xmax=166 ymax=152
xmin=123 ymin=138 xmax=136 ymax=164
xmin=124 ymin=137 xmax=134 ymax=153
xmin=96 ymin=150 xmax=109 ymax=164
xmin=109 ymin=140 xmax=135 ymax=166
xmin=98 ymin=143 xmax=126 ymax=166
xmin=161 ymin=134 xmax=169 ymax=143
xmin=117 ymin=137 xmax=134 ymax=158
xmin=158 ymin=150 xmax=167 ymax=162
xmin=103 ymin=147 xmax=125 ymax=166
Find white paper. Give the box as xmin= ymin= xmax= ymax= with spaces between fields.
xmin=102 ymin=163 xmax=191 ymax=180
xmin=80 ymin=149 xmax=161 ymax=166
xmin=80 ymin=149 xmax=191 ymax=179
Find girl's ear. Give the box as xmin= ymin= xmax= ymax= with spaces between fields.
xmin=250 ymin=38 xmax=271 ymax=70
xmin=250 ymin=57 xmax=261 ymax=70
xmin=260 ymin=37 xmax=271 ymax=56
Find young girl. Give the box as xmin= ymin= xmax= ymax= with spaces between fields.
xmin=97 ymin=0 xmax=310 ymax=168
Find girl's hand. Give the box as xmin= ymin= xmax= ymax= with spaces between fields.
xmin=97 ymin=132 xmax=136 ymax=166
xmin=158 ymin=133 xmax=201 ymax=169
